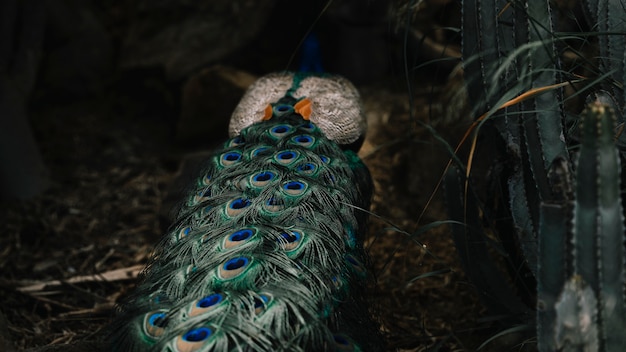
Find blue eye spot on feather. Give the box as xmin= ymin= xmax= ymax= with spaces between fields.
xmin=281 ymin=231 xmax=300 ymax=243
xmin=272 ymin=105 xmax=294 ymax=117
xmin=296 ymin=162 xmax=317 ymax=175
xmin=220 ymin=151 xmax=242 ymax=167
xmin=225 ymin=153 xmax=241 ymax=161
xmin=282 ymin=181 xmax=307 ymax=196
xmin=149 ymin=312 xmax=167 ymax=326
xmin=251 ymin=146 xmax=270 ymax=157
xmin=254 ymin=172 xmax=273 ymax=181
xmin=295 ymin=135 xmax=312 ymax=143
xmin=178 ymin=226 xmax=191 ymax=240
xmin=254 ymin=293 xmax=272 ymax=315
xmin=175 ymin=326 xmax=214 ymax=352
xmin=188 ymin=293 xmax=225 ymax=317
xmin=272 ymin=125 xmax=289 ymax=133
xmin=193 ymin=188 xmax=211 ymax=203
xmin=275 ymin=150 xmax=299 ymax=165
xmin=218 ymin=256 xmax=251 ymax=279
xmin=200 ymin=205 xmax=212 ymax=217
xmin=231 ymin=198 xmax=250 ymax=209
xmin=226 ymin=198 xmax=251 ymax=217
xmin=230 ymin=229 xmax=254 ymax=241
xmin=228 ymin=136 xmax=244 ymax=147
xmin=264 ymin=197 xmax=285 ymax=212
xmin=278 ymin=230 xmax=303 ymax=252
xmin=269 ymin=124 xmax=293 ymax=139
xmin=182 ymin=326 xmax=213 ymax=342
xmin=285 ymin=181 xmax=304 ymax=189
xmin=319 ymin=155 xmax=330 ymax=164
xmin=251 ymin=171 xmax=275 ymax=188
xmin=292 ymin=135 xmax=315 ymax=148
xmin=223 ymin=228 xmax=256 ymax=249
xmin=299 ymin=121 xmax=315 ymax=132
xmin=198 ymin=293 xmax=223 ymax=308
xmin=333 ymin=334 xmax=357 ymax=351
xmin=144 ymin=311 xmax=168 ymax=339
xmin=254 ymin=295 xmax=270 ymax=307
xmin=200 ymin=174 xmax=211 ymax=186
xmin=224 ymin=257 xmax=248 ymax=270
xmin=278 ymin=151 xmax=296 ymax=159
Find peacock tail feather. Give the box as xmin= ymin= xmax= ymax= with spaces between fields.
xmin=107 ymin=72 xmax=382 ymax=351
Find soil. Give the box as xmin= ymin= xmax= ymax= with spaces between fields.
xmin=0 ymin=2 xmax=537 ymax=351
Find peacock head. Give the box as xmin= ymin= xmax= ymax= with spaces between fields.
xmin=229 ymin=72 xmax=367 ymax=151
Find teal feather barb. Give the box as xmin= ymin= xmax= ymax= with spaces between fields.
xmin=108 ymin=72 xmax=383 ymax=351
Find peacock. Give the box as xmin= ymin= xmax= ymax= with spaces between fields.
xmin=107 ymin=72 xmax=383 ymax=351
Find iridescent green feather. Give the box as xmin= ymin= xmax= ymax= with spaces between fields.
xmin=108 ymin=74 xmax=381 ymax=352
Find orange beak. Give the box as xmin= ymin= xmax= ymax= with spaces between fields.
xmin=294 ymin=98 xmax=312 ymax=120
xmin=262 ymin=104 xmax=273 ymax=120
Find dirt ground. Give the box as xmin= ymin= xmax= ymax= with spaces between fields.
xmin=0 ymin=2 xmax=537 ymax=351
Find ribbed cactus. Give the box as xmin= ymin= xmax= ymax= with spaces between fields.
xmin=449 ymin=0 xmax=567 ymax=319
xmin=452 ymin=0 xmax=626 ymax=349
xmin=538 ymin=99 xmax=626 ymax=351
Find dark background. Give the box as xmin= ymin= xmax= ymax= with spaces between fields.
xmin=0 ymin=0 xmax=524 ymax=350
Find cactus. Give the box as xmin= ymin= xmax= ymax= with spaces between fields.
xmin=585 ymin=0 xmax=626 ymax=112
xmin=462 ymin=0 xmax=568 ymax=277
xmin=571 ymin=100 xmax=626 ymax=350
xmin=452 ymin=0 xmax=567 ymax=319
xmin=538 ymin=100 xmax=626 ymax=351
xmin=553 ymin=275 xmax=599 ymax=351
xmin=454 ymin=0 xmax=626 ymax=349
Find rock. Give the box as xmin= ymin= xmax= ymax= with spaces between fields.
xmin=120 ymin=0 xmax=275 ymax=80
xmin=0 ymin=0 xmax=50 ymax=200
xmin=37 ymin=0 xmax=113 ymax=101
xmin=177 ymin=65 xmax=257 ymax=146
